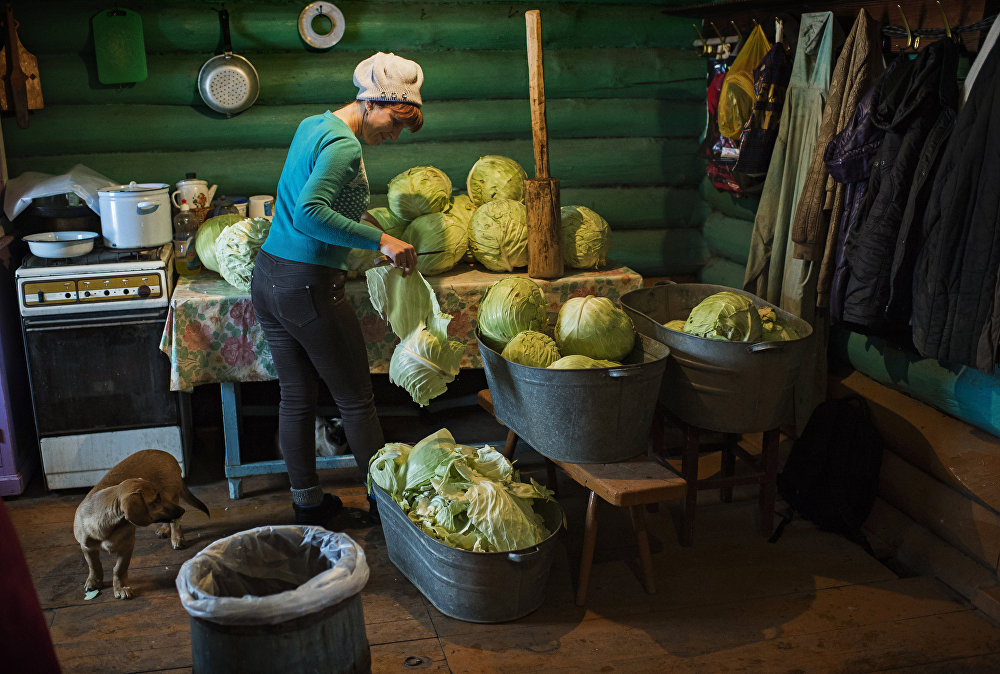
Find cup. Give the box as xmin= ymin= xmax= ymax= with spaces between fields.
xmin=231 ymin=196 xmax=249 ymax=216
xmin=249 ymin=195 xmax=275 ymax=220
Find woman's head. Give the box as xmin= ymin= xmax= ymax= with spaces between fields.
xmin=354 ymin=52 xmax=423 ymax=107
xmin=358 ymin=100 xmax=423 ymax=145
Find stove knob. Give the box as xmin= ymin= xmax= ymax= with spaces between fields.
xmin=138 ymin=285 xmax=151 ymax=298
xmin=84 ymin=291 xmax=91 ymax=297
xmin=104 ymin=290 xmax=110 ymax=296
xmin=37 ymin=291 xmax=44 ymax=304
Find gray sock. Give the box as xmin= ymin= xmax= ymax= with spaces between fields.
xmin=291 ymin=485 xmax=323 ymax=507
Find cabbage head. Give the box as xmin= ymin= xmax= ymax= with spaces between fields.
xmin=469 ymin=199 xmax=528 ymax=272
xmin=446 ymin=194 xmax=478 ymax=263
xmin=403 ymin=211 xmax=469 ymax=276
xmin=547 ymin=354 xmax=620 ymax=369
xmin=560 ymin=205 xmax=611 ymax=269
xmin=500 ymin=330 xmax=561 ymax=368
xmin=476 ymin=276 xmax=548 ymax=351
xmin=555 ymin=295 xmax=635 ymax=362
xmin=684 ymin=291 xmax=762 ymax=342
xmin=196 ymin=213 xmax=244 ymax=272
xmin=466 ymin=155 xmax=527 ymax=206
xmin=387 ymin=166 xmax=452 ymax=220
xmin=664 ymin=319 xmax=687 ymax=332
xmin=389 ymin=315 xmax=465 ymax=407
xmin=346 ymin=207 xmax=410 ymax=279
xmin=214 ymin=217 xmax=271 ymax=291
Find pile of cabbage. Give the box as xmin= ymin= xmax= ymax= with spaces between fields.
xmin=664 ymin=291 xmax=800 ymax=343
xmin=194 ymin=214 xmax=272 ymax=291
xmin=368 ymin=428 xmax=558 ymax=552
xmin=477 ymin=276 xmax=636 ymax=369
xmin=345 ymin=156 xmax=613 ymax=277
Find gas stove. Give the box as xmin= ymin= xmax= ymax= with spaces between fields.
xmin=16 ymin=242 xmax=174 ymax=316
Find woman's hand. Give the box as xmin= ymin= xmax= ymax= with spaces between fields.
xmin=379 ymin=233 xmax=417 ymax=276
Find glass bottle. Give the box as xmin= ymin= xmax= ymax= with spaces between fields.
xmin=173 ymin=199 xmax=202 ymax=275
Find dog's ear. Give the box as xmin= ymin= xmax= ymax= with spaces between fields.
xmin=119 ymin=478 xmax=155 ymax=526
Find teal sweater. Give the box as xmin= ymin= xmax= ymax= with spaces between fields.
xmin=262 ymin=113 xmax=383 ymax=268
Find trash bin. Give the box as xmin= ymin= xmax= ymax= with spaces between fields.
xmin=176 ymin=525 xmax=370 ymax=674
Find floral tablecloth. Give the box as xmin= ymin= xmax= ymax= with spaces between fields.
xmin=159 ymin=265 xmax=643 ymax=391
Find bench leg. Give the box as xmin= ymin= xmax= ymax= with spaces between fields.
xmin=630 ymin=505 xmax=656 ymax=594
xmin=545 ymin=458 xmax=559 ymax=497
xmin=759 ymin=428 xmax=780 ymax=537
xmin=679 ymin=423 xmax=700 ymax=547
xmin=575 ymin=491 xmax=599 ymax=606
xmin=720 ymin=433 xmax=737 ymax=503
xmin=502 ymin=429 xmax=517 ymax=460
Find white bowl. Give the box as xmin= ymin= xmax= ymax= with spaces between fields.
xmin=23 ymin=231 xmax=100 ymax=258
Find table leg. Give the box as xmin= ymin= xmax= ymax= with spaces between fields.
xmin=502 ymin=429 xmax=517 ymax=459
xmin=630 ymin=505 xmax=656 ymax=594
xmin=720 ymin=432 xmax=737 ymax=503
xmin=575 ymin=491 xmax=599 ymax=606
xmin=679 ymin=423 xmax=700 ymax=547
xmin=228 ymin=478 xmax=243 ymax=500
xmin=545 ymin=458 xmax=559 ymax=497
xmin=221 ymin=382 xmax=243 ymax=499
xmin=759 ymin=428 xmax=780 ymax=536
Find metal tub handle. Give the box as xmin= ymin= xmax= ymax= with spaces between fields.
xmin=748 ymin=341 xmax=787 ymax=353
xmin=508 ymin=547 xmax=541 ymax=562
xmin=608 ymin=368 xmax=638 ymax=377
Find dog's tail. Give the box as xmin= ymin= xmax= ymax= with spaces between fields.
xmin=182 ymin=485 xmax=211 ymax=517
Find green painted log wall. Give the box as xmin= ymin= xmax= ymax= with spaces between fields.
xmin=2 ymin=0 xmax=708 ymax=276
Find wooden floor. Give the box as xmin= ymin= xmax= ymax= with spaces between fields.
xmin=8 ymin=442 xmax=1000 ymax=674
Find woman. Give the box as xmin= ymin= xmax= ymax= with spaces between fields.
xmin=251 ymin=52 xmax=422 ymax=526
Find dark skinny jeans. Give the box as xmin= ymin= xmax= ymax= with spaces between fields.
xmin=250 ymin=250 xmax=383 ymax=490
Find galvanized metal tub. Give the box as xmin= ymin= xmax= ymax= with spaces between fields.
xmin=373 ymin=483 xmax=564 ymax=623
xmin=477 ymin=332 xmax=671 ymax=463
xmin=620 ymin=282 xmax=813 ymax=434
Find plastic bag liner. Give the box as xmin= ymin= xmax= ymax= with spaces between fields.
xmin=175 ymin=525 xmax=369 ymax=626
xmin=3 ymin=164 xmax=118 ymax=221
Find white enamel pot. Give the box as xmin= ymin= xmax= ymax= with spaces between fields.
xmin=97 ymin=181 xmax=173 ymax=249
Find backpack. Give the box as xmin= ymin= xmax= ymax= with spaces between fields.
xmin=770 ymin=396 xmax=884 ymax=551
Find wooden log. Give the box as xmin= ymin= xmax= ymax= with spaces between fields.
xmin=702 ymin=212 xmax=753 ymax=264
xmin=609 ymin=228 xmax=706 ymax=277
xmin=698 ymin=257 xmax=747 ymax=290
xmin=3 ymin=98 xmax=704 ymax=155
xmin=525 ymin=177 xmax=563 ymax=279
xmin=17 ymin=1 xmax=696 ymax=54
xmin=33 ymin=48 xmax=703 ymax=105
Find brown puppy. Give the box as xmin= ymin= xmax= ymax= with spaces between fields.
xmin=72 ymin=449 xmax=210 ymax=599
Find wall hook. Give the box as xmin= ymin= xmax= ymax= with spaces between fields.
xmin=897 ymin=4 xmax=914 ymax=51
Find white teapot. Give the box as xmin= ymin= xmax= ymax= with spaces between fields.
xmin=171 ymin=178 xmax=218 ymax=210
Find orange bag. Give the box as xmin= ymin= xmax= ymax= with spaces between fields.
xmin=717 ymin=25 xmax=771 ymax=140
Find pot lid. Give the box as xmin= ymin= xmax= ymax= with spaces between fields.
xmin=99 ymin=181 xmax=169 ymax=193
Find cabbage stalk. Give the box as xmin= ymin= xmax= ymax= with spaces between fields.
xmin=547 ymin=355 xmax=621 ymax=369
xmin=196 ymin=213 xmax=244 ymax=272
xmin=468 ymin=199 xmax=528 ymax=272
xmin=500 ymin=330 xmax=561 ymax=368
xmin=560 ymin=205 xmax=611 ymax=269
xmin=403 ymin=211 xmax=469 ymax=276
xmin=684 ymin=291 xmax=762 ymax=342
xmin=214 ymin=217 xmax=272 ymax=291
xmin=368 ymin=429 xmax=556 ymax=552
xmin=387 ymin=166 xmax=452 ymax=220
xmin=476 ymin=276 xmax=548 ymax=352
xmin=554 ymin=295 xmax=635 ymax=362
xmin=466 ymin=155 xmax=527 ymax=206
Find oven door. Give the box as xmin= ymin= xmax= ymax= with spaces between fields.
xmin=22 ymin=309 xmax=179 ymax=436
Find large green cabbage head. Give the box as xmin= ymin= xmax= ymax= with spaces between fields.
xmin=387 ymin=166 xmax=452 ymax=220
xmin=547 ymin=355 xmax=621 ymax=369
xmin=446 ymin=194 xmax=478 ymax=263
xmin=555 ymin=295 xmax=635 ymax=362
xmin=469 ymin=199 xmax=528 ymax=272
xmin=684 ymin=291 xmax=762 ymax=342
xmin=390 ymin=314 xmax=465 ymax=407
xmin=213 ymin=217 xmax=272 ymax=291
xmin=466 ymin=155 xmax=528 ymax=206
xmin=346 ymin=207 xmax=410 ymax=278
xmin=560 ymin=205 xmax=611 ymax=269
xmin=196 ymin=213 xmax=244 ymax=272
xmin=403 ymin=211 xmax=469 ymax=276
xmin=500 ymin=330 xmax=561 ymax=368
xmin=476 ymin=276 xmax=548 ymax=351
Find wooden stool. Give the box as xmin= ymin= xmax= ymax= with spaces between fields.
xmin=650 ymin=402 xmax=780 ymax=547
xmin=478 ymin=389 xmax=686 ymax=605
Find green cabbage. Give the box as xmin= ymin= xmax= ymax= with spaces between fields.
xmin=346 ymin=207 xmax=410 ymax=279
xmin=466 ymin=155 xmax=527 ymax=206
xmin=500 ymin=330 xmax=561 ymax=368
xmin=387 ymin=166 xmax=452 ymax=220
xmin=560 ymin=205 xmax=611 ymax=269
xmin=368 ymin=429 xmax=556 ymax=552
xmin=403 ymin=211 xmax=469 ymax=276
xmin=446 ymin=194 xmax=478 ymax=263
xmin=547 ymin=354 xmax=621 ymax=369
xmin=476 ymin=276 xmax=548 ymax=352
xmin=213 ymin=217 xmax=271 ymax=291
xmin=664 ymin=319 xmax=687 ymax=332
xmin=554 ymin=295 xmax=635 ymax=362
xmin=469 ymin=199 xmax=528 ymax=272
xmin=196 ymin=213 xmax=244 ymax=272
xmin=684 ymin=291 xmax=762 ymax=342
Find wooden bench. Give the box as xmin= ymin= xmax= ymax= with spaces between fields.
xmin=477 ymin=389 xmax=686 ymax=605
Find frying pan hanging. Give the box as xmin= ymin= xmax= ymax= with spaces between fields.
xmin=198 ymin=9 xmax=259 ymax=116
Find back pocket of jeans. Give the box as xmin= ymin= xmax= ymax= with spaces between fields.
xmin=276 ymin=285 xmax=318 ymax=327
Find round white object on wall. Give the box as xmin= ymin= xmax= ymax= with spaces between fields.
xmin=298 ymin=2 xmax=346 ymax=49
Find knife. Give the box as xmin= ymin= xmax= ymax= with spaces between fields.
xmin=373 ymin=250 xmax=444 ymax=266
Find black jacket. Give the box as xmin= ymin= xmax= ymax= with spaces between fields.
xmin=912 ymin=38 xmax=1000 ymax=370
xmin=841 ymin=39 xmax=958 ymax=334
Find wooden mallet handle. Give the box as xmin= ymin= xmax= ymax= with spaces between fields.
xmin=526 ymin=9 xmax=549 ymax=180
